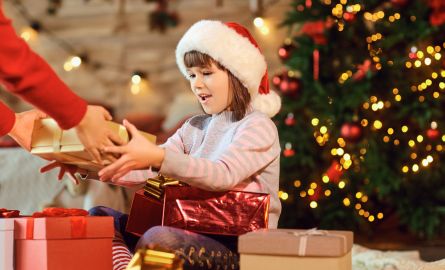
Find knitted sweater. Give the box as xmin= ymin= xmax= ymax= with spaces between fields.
xmin=0 ymin=2 xmax=87 ymax=136
xmin=159 ymin=109 xmax=282 ymax=228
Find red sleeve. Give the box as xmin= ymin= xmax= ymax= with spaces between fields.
xmin=0 ymin=4 xmax=87 ymax=130
xmin=0 ymin=100 xmax=15 ymax=136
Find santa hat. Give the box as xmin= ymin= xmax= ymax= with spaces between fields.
xmin=176 ymin=20 xmax=281 ymax=118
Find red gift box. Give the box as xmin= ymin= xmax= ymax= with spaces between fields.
xmin=162 ymin=186 xmax=270 ymax=236
xmin=126 ymin=189 xmax=163 ymax=236
xmin=13 ymin=216 xmax=114 ymax=270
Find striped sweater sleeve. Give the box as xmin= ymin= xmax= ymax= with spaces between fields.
xmin=159 ymin=117 xmax=280 ymax=191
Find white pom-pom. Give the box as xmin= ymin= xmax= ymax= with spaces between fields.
xmin=252 ymin=90 xmax=282 ymax=118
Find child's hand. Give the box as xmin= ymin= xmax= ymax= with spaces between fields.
xmin=98 ymin=119 xmax=165 ymax=182
xmin=40 ymin=161 xmax=81 ymax=185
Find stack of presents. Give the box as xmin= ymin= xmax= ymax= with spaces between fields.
xmin=1 ymin=119 xmax=353 ymax=270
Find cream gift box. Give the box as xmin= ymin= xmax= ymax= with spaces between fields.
xmin=238 ymin=228 xmax=353 ymax=270
xmin=31 ymin=118 xmax=156 ymax=173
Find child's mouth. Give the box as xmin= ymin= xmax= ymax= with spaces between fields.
xmin=199 ymin=94 xmax=212 ymax=102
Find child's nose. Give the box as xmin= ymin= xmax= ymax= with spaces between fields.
xmin=193 ymin=76 xmax=204 ymax=88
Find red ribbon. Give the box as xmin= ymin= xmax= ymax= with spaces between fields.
xmin=70 ymin=216 xmax=87 ymax=239
xmin=26 ymin=217 xmax=34 ymax=240
xmin=25 ymin=208 xmax=88 ymax=239
xmin=0 ymin=208 xmax=20 ymax=218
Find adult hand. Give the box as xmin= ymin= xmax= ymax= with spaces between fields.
xmin=75 ymin=105 xmax=125 ymax=164
xmin=40 ymin=161 xmax=83 ymax=185
xmin=98 ymin=119 xmax=165 ymax=182
xmin=8 ymin=110 xmax=47 ymax=151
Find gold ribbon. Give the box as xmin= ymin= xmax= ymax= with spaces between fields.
xmin=291 ymin=228 xmax=347 ymax=256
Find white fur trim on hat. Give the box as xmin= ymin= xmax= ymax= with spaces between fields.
xmin=252 ymin=90 xmax=281 ymax=118
xmin=176 ymin=20 xmax=266 ymax=99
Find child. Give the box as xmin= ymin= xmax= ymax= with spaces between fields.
xmin=44 ymin=20 xmax=281 ymax=270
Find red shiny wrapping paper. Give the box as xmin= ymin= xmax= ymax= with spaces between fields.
xmin=162 ymin=186 xmax=270 ymax=236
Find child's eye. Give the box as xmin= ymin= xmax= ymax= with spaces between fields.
xmin=188 ymin=74 xmax=196 ymax=79
xmin=203 ymin=72 xmax=212 ymax=76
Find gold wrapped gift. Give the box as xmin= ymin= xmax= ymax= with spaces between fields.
xmin=126 ymin=247 xmax=183 ymax=270
xmin=30 ymin=118 xmax=156 ymax=173
xmin=144 ymin=175 xmax=183 ymax=200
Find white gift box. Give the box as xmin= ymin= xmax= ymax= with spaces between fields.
xmin=0 ymin=219 xmax=14 ymax=270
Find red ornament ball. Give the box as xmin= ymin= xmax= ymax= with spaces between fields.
xmin=341 ymin=122 xmax=362 ymax=142
xmin=426 ymin=128 xmax=440 ymax=140
xmin=278 ymin=43 xmax=295 ymax=61
xmin=285 ymin=113 xmax=296 ymax=126
xmin=343 ymin=12 xmax=356 ymax=22
xmin=326 ymin=160 xmax=344 ymax=183
xmin=280 ymin=76 xmax=302 ymax=96
xmin=272 ymin=72 xmax=302 ymax=96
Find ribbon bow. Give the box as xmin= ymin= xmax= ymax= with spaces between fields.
xmin=290 ymin=228 xmax=346 ymax=256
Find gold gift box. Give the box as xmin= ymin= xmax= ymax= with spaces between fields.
xmin=126 ymin=247 xmax=183 ymax=270
xmin=30 ymin=118 xmax=156 ymax=172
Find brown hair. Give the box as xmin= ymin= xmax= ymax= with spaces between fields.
xmin=184 ymin=51 xmax=251 ymax=121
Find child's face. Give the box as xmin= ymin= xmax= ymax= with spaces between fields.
xmin=186 ymin=62 xmax=231 ymax=115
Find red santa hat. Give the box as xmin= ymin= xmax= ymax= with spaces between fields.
xmin=176 ymin=20 xmax=281 ymax=118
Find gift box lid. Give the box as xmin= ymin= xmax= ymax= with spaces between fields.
xmin=0 ymin=219 xmax=14 ymax=231
xmin=13 ymin=216 xmax=114 ymax=240
xmin=238 ymin=228 xmax=353 ymax=257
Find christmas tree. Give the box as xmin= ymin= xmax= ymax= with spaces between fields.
xmin=276 ymin=0 xmax=445 ymax=238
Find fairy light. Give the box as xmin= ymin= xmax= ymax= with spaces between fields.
xmin=427 ymin=155 xmax=433 ymax=163
xmin=343 ymin=198 xmax=351 ymax=206
xmin=417 ymin=135 xmax=424 ymax=143
xmin=358 ymin=209 xmax=365 ymax=215
xmin=294 ymin=180 xmax=301 ymax=187
xmin=320 ymin=126 xmax=328 ymax=134
xmin=307 ymin=189 xmax=315 ymax=196
xmin=337 ymin=138 xmax=346 ymax=147
xmin=361 ymin=195 xmax=368 ymax=203
xmin=402 ymin=126 xmax=409 ymax=133
xmin=324 ymin=190 xmax=331 ymax=196
xmin=373 ymin=120 xmax=383 ymax=129
xmin=411 ymin=153 xmax=417 ymax=159
xmin=279 ymin=191 xmax=289 ymax=200
xmin=311 ymin=118 xmax=320 ymax=126
xmin=63 ymin=55 xmax=84 ymax=72
xmin=377 ymin=213 xmax=384 ymax=219
xmin=253 ymin=17 xmax=264 ymax=28
xmin=322 ymin=175 xmax=330 ymax=183
xmin=338 ymin=181 xmax=346 ymax=189
xmin=300 ymin=191 xmax=307 ymax=197
xmin=402 ymin=166 xmax=409 ymax=173
xmin=310 ymin=201 xmax=318 ymax=208
xmin=368 ymin=215 xmax=375 ymax=222
xmin=20 ymin=26 xmax=38 ymax=42
xmin=412 ymin=164 xmax=419 ymax=172
xmin=408 ymin=140 xmax=415 ymax=147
